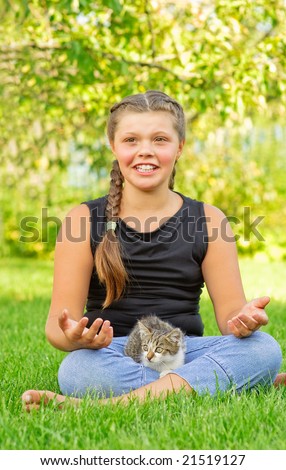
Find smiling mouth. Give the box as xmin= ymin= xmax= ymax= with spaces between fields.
xmin=134 ymin=164 xmax=158 ymax=173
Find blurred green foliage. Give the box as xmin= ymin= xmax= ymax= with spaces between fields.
xmin=0 ymin=0 xmax=286 ymax=259
xmin=177 ymin=118 xmax=286 ymax=259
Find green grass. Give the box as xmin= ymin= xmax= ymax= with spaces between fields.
xmin=0 ymin=257 xmax=285 ymax=450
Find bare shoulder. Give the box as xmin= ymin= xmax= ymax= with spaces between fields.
xmin=52 ymin=203 xmax=93 ymax=300
xmin=55 ymin=203 xmax=93 ymax=266
xmin=58 ymin=203 xmax=91 ymax=242
xmin=64 ymin=203 xmax=91 ymax=226
xmin=203 ymin=203 xmax=227 ymax=224
xmin=203 ymin=203 xmax=235 ymax=243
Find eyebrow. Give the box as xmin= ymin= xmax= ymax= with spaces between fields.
xmin=122 ymin=131 xmax=170 ymax=136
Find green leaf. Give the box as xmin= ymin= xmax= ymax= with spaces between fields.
xmin=105 ymin=0 xmax=123 ymax=15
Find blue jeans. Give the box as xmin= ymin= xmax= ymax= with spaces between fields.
xmin=58 ymin=331 xmax=282 ymax=397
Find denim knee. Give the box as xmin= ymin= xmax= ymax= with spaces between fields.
xmin=57 ymin=345 xmax=152 ymax=398
xmin=58 ymin=349 xmax=113 ymax=397
xmin=174 ymin=331 xmax=282 ymax=396
xmin=252 ymin=331 xmax=282 ymax=381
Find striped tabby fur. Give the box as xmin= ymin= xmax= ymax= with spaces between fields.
xmin=124 ymin=315 xmax=186 ymax=377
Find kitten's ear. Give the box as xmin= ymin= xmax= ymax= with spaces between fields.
xmin=138 ymin=321 xmax=151 ymax=338
xmin=165 ymin=328 xmax=182 ymax=344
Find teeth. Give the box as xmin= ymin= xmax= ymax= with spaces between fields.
xmin=136 ymin=165 xmax=157 ymax=172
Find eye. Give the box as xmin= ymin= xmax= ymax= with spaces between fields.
xmin=125 ymin=137 xmax=136 ymax=142
xmin=155 ymin=137 xmax=167 ymax=142
xmin=143 ymin=344 xmax=148 ymax=351
xmin=155 ymin=347 xmax=163 ymax=353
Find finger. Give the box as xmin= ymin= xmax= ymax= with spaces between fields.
xmin=233 ymin=313 xmax=259 ymax=331
xmin=252 ymin=311 xmax=269 ymax=326
xmin=70 ymin=317 xmax=89 ymax=339
xmin=227 ymin=320 xmax=242 ymax=338
xmin=58 ymin=309 xmax=70 ymax=330
xmin=100 ymin=320 xmax=112 ymax=334
xmin=94 ymin=327 xmax=114 ymax=348
xmin=229 ymin=317 xmax=252 ymax=337
xmin=92 ymin=321 xmax=113 ymax=348
xmin=106 ymin=326 xmax=114 ymax=344
xmin=94 ymin=320 xmax=111 ymax=344
xmin=83 ymin=318 xmax=104 ymax=341
xmin=102 ymin=326 xmax=113 ymax=346
xmin=250 ymin=296 xmax=270 ymax=309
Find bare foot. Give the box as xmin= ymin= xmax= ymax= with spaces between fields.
xmin=22 ymin=390 xmax=81 ymax=412
xmin=21 ymin=374 xmax=191 ymax=411
xmin=273 ymin=373 xmax=286 ymax=388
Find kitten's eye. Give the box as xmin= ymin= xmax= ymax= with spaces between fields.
xmin=143 ymin=345 xmax=148 ymax=351
xmin=155 ymin=347 xmax=163 ymax=353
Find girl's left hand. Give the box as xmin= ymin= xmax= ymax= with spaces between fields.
xmin=227 ymin=296 xmax=270 ymax=338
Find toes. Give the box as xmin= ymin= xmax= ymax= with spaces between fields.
xmin=22 ymin=390 xmax=43 ymax=404
xmin=21 ymin=389 xmax=79 ymax=411
xmin=21 ymin=390 xmax=64 ymax=412
xmin=22 ymin=390 xmax=58 ymax=406
xmin=23 ymin=404 xmax=41 ymax=413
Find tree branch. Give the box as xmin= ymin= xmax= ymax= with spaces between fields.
xmin=144 ymin=0 xmax=156 ymax=60
xmin=0 ymin=41 xmax=202 ymax=83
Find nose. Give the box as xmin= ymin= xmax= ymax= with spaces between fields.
xmin=138 ymin=140 xmax=155 ymax=157
xmin=147 ymin=351 xmax=155 ymax=361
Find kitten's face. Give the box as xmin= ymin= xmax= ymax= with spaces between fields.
xmin=138 ymin=323 xmax=182 ymax=367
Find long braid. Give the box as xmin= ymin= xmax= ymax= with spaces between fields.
xmin=106 ymin=160 xmax=124 ymax=223
xmin=168 ymin=163 xmax=177 ymax=190
xmin=95 ymin=160 xmax=128 ymax=309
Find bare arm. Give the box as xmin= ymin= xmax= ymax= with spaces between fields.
xmin=202 ymin=204 xmax=268 ymax=336
xmin=45 ymin=204 xmax=113 ymax=351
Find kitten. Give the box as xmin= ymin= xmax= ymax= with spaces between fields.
xmin=124 ymin=315 xmax=186 ymax=377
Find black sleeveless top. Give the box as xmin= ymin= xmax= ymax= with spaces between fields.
xmin=81 ymin=192 xmax=208 ymax=337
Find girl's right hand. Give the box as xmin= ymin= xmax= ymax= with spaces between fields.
xmin=58 ymin=309 xmax=113 ymax=350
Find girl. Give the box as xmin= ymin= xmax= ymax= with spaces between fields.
xmin=22 ymin=90 xmax=284 ymax=410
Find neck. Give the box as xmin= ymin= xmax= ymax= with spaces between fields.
xmin=121 ymin=185 xmax=174 ymax=214
xmin=119 ymin=185 xmax=183 ymax=233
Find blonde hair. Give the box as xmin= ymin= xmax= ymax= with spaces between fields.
xmin=95 ymin=90 xmax=185 ymax=308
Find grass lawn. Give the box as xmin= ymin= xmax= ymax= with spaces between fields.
xmin=0 ymin=257 xmax=285 ymax=450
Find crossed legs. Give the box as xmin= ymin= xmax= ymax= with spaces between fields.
xmin=22 ymin=332 xmax=284 ymax=411
xmin=22 ymin=373 xmax=191 ymax=411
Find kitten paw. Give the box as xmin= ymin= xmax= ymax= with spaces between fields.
xmin=159 ymin=370 xmax=172 ymax=378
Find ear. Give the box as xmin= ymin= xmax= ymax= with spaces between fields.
xmin=165 ymin=328 xmax=182 ymax=344
xmin=138 ymin=321 xmax=151 ymax=338
xmin=109 ymin=140 xmax=116 ymax=155
xmin=176 ymin=139 xmax=185 ymax=161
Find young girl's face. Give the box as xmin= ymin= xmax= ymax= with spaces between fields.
xmin=110 ymin=111 xmax=184 ymax=192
